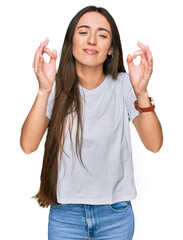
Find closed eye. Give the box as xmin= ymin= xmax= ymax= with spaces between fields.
xmin=79 ymin=32 xmax=107 ymax=38
xmin=100 ymin=35 xmax=107 ymax=38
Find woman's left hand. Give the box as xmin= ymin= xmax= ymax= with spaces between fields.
xmin=126 ymin=41 xmax=153 ymax=96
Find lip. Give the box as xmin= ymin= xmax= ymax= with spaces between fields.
xmin=83 ymin=49 xmax=98 ymax=54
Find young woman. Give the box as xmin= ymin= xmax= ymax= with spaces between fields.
xmin=20 ymin=5 xmax=163 ymax=240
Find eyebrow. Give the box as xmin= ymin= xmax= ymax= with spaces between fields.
xmin=77 ymin=25 xmax=110 ymax=34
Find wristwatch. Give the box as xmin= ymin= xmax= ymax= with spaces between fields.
xmin=134 ymin=97 xmax=155 ymax=113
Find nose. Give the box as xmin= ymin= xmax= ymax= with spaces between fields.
xmin=87 ymin=32 xmax=97 ymax=46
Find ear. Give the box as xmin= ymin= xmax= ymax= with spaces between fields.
xmin=108 ymin=46 xmax=113 ymax=55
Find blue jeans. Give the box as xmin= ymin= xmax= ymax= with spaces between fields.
xmin=48 ymin=200 xmax=135 ymax=239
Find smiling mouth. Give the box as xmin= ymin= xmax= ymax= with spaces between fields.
xmin=83 ymin=49 xmax=98 ymax=54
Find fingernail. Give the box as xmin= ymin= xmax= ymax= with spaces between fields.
xmin=44 ymin=37 xmax=49 ymax=42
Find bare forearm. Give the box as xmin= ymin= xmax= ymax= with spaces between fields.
xmin=20 ymin=90 xmax=50 ymax=154
xmin=133 ymin=92 xmax=163 ymax=152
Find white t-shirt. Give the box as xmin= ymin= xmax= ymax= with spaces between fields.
xmin=46 ymin=72 xmax=139 ymax=205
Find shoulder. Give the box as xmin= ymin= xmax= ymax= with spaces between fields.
xmin=114 ymin=72 xmax=129 ymax=85
xmin=114 ymin=72 xmax=131 ymax=91
xmin=116 ymin=71 xmax=128 ymax=79
xmin=107 ymin=72 xmax=131 ymax=89
xmin=110 ymin=72 xmax=134 ymax=100
xmin=118 ymin=71 xmax=130 ymax=79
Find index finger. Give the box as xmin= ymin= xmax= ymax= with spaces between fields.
xmin=32 ymin=38 xmax=49 ymax=68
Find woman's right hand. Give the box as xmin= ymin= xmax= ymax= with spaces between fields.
xmin=32 ymin=37 xmax=57 ymax=93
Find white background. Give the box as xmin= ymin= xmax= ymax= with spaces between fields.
xmin=0 ymin=0 xmax=182 ymax=239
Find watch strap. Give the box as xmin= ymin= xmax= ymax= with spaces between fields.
xmin=134 ymin=97 xmax=155 ymax=113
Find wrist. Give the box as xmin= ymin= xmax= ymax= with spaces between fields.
xmin=38 ymin=88 xmax=51 ymax=96
xmin=136 ymin=91 xmax=151 ymax=108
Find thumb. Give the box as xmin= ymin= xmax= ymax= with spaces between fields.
xmin=49 ymin=50 xmax=57 ymax=64
xmin=126 ymin=54 xmax=135 ymax=68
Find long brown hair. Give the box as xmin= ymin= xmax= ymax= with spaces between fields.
xmin=32 ymin=5 xmax=126 ymax=208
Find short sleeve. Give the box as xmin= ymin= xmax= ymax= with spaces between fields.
xmin=46 ymin=80 xmax=56 ymax=119
xmin=124 ymin=73 xmax=140 ymax=122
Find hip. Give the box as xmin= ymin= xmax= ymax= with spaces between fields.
xmin=48 ymin=200 xmax=135 ymax=239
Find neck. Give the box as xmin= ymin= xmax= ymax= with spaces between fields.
xmin=76 ymin=63 xmax=106 ymax=90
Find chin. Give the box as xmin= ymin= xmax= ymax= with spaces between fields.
xmin=75 ymin=58 xmax=104 ymax=68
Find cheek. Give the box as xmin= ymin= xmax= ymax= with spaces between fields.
xmin=72 ymin=38 xmax=84 ymax=55
xmin=99 ymin=44 xmax=111 ymax=58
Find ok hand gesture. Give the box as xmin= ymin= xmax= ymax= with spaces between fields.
xmin=126 ymin=41 xmax=153 ymax=97
xmin=32 ymin=37 xmax=57 ymax=93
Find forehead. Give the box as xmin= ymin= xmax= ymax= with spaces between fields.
xmin=75 ymin=12 xmax=111 ymax=32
